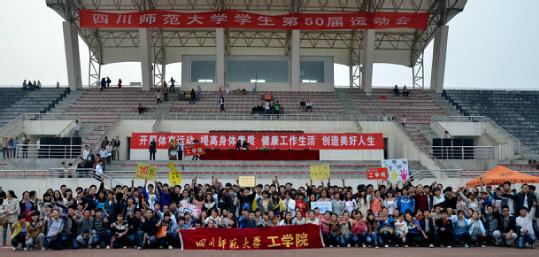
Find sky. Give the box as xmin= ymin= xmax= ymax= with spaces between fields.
xmin=0 ymin=0 xmax=538 ymax=89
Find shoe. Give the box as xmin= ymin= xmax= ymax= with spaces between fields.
xmin=481 ymin=245 xmax=485 ymax=248
xmin=96 ymin=245 xmax=101 ymax=249
xmin=123 ymin=246 xmax=127 ymax=249
xmin=375 ymin=246 xmax=379 ymax=249
xmin=384 ymin=245 xmax=389 ymax=248
xmin=404 ymin=245 xmax=408 ymax=248
xmin=447 ymin=246 xmax=452 ymax=248
xmin=106 ymin=245 xmax=110 ymax=249
xmin=41 ymin=247 xmax=45 ymax=251
xmin=137 ymin=247 xmax=141 ymax=250
xmin=347 ymin=244 xmax=351 ymax=247
xmin=88 ymin=245 xmax=92 ymax=249
xmin=168 ymin=245 xmax=173 ymax=250
xmin=362 ymin=244 xmax=366 ymax=248
xmin=464 ymin=244 xmax=469 ymax=248
xmin=12 ymin=247 xmax=16 ymax=251
xmin=429 ymin=244 xmax=434 ymax=248
xmin=23 ymin=247 xmax=28 ymax=251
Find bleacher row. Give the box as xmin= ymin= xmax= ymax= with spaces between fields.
xmin=0 ymin=88 xmax=69 ymax=128
xmin=444 ymin=90 xmax=539 ymax=153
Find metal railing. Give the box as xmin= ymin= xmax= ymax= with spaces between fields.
xmin=0 ymin=168 xmax=94 ymax=179
xmin=0 ymin=114 xmax=24 ymax=137
xmin=56 ymin=120 xmax=75 ymax=137
xmin=431 ymin=116 xmax=486 ymax=122
xmin=429 ymin=146 xmax=496 ymax=160
xmin=15 ymin=144 xmax=83 ymax=159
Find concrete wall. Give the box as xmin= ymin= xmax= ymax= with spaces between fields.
xmin=22 ymin=120 xmax=73 ymax=136
xmin=438 ymin=122 xmax=482 ymax=137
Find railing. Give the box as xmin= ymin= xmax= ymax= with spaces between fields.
xmin=431 ymin=116 xmax=486 ymax=122
xmin=0 ymin=168 xmax=94 ymax=179
xmin=0 ymin=114 xmax=24 ymax=137
xmin=56 ymin=120 xmax=75 ymax=137
xmin=429 ymin=146 xmax=496 ymax=160
xmin=15 ymin=144 xmax=82 ymax=159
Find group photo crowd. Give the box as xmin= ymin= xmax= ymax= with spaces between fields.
xmin=0 ymin=175 xmax=538 ymax=251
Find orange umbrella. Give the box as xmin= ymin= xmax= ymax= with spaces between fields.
xmin=466 ymin=166 xmax=539 ymax=187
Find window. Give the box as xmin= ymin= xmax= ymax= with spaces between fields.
xmin=227 ymin=60 xmax=289 ymax=83
xmin=191 ymin=61 xmax=215 ymax=83
xmin=300 ymin=60 xmax=325 ymax=83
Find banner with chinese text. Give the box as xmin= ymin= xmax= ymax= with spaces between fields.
xmin=80 ymin=9 xmax=429 ymax=30
xmin=130 ymin=132 xmax=383 ymax=150
xmin=180 ymin=224 xmax=323 ymax=250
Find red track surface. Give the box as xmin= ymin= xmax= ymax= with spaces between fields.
xmin=0 ymin=247 xmax=538 ymax=257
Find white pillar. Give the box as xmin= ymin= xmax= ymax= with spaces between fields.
xmin=290 ymin=29 xmax=300 ymax=91
xmin=216 ymin=28 xmax=226 ymax=87
xmin=349 ymin=65 xmax=354 ymax=88
xmin=139 ymin=28 xmax=153 ymax=91
xmin=62 ymin=21 xmax=82 ymax=90
xmin=361 ymin=29 xmax=375 ymax=94
xmin=431 ymin=25 xmax=449 ymax=93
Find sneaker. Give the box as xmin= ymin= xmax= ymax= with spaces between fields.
xmin=41 ymin=247 xmax=46 ymax=251
xmin=347 ymin=244 xmax=351 ymax=248
xmin=362 ymin=244 xmax=366 ymax=248
xmin=137 ymin=247 xmax=141 ymax=250
xmin=106 ymin=245 xmax=110 ymax=249
xmin=168 ymin=245 xmax=173 ymax=250
xmin=464 ymin=244 xmax=469 ymax=248
xmin=481 ymin=245 xmax=485 ymax=248
xmin=404 ymin=245 xmax=408 ymax=248
xmin=375 ymin=246 xmax=379 ymax=249
xmin=12 ymin=247 xmax=16 ymax=251
xmin=447 ymin=246 xmax=452 ymax=248
xmin=123 ymin=246 xmax=127 ymax=249
xmin=384 ymin=245 xmax=389 ymax=248
xmin=429 ymin=244 xmax=434 ymax=248
xmin=88 ymin=245 xmax=92 ymax=249
xmin=96 ymin=245 xmax=101 ymax=249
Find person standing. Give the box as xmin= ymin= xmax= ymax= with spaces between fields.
xmin=177 ymin=140 xmax=184 ymax=161
xmin=113 ymin=136 xmax=120 ymax=160
xmin=156 ymin=90 xmax=162 ymax=105
xmin=100 ymin=78 xmax=106 ymax=91
xmin=106 ymin=77 xmax=112 ymax=88
xmin=73 ymin=120 xmax=81 ymax=138
xmin=196 ymin=85 xmax=202 ymax=101
xmin=149 ymin=139 xmax=157 ymax=160
xmin=169 ymin=77 xmax=176 ymax=93
xmin=117 ymin=79 xmax=122 ymax=88
xmin=190 ymin=88 xmax=196 ymax=104
xmin=0 ymin=137 xmax=5 ymax=160
xmin=219 ymin=95 xmax=225 ymax=112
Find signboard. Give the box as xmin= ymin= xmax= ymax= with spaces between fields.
xmin=381 ymin=159 xmax=409 ymax=184
xmin=135 ymin=163 xmax=157 ymax=180
xmin=310 ymin=201 xmax=332 ymax=213
xmin=180 ymin=224 xmax=324 ymax=250
xmin=367 ymin=167 xmax=389 ymax=180
xmin=168 ymin=162 xmax=182 ymax=186
xmin=80 ymin=10 xmax=429 ymax=31
xmin=184 ymin=143 xmax=205 ymax=156
xmin=238 ymin=176 xmax=256 ymax=188
xmin=131 ymin=132 xmax=384 ymax=151
xmin=309 ymin=164 xmax=331 ymax=180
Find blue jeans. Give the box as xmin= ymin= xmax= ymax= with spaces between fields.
xmin=92 ymin=230 xmax=112 ymax=247
xmin=61 ymin=234 xmax=79 ymax=249
xmin=136 ymin=230 xmax=157 ymax=248
xmin=339 ymin=233 xmax=353 ymax=246
xmin=518 ymin=233 xmax=536 ymax=248
xmin=1 ymin=148 xmax=7 ymax=160
xmin=367 ymin=232 xmax=380 ymax=246
xmin=2 ymin=223 xmax=13 ymax=245
xmin=351 ymin=233 xmax=367 ymax=246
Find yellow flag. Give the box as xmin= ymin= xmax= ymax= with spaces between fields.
xmin=168 ymin=162 xmax=182 ymax=186
xmin=136 ymin=163 xmax=157 ymax=180
xmin=310 ymin=164 xmax=331 ymax=180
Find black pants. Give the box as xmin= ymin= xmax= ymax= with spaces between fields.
xmin=438 ymin=230 xmax=453 ymax=246
xmin=220 ymin=104 xmax=225 ymax=111
xmin=12 ymin=233 xmax=26 ymax=248
xmin=150 ymin=151 xmax=156 ymax=160
xmin=178 ymin=151 xmax=183 ymax=160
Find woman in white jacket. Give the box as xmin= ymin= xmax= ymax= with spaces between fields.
xmin=1 ymin=190 xmax=19 ymax=246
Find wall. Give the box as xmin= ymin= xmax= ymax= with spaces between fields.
xmin=23 ymin=120 xmax=73 ymax=136
xmin=437 ymin=122 xmax=482 ymax=137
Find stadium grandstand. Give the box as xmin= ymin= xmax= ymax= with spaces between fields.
xmin=1 ymin=0 xmax=539 ymax=254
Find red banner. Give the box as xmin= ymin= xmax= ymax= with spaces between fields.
xmin=130 ymin=132 xmax=383 ymax=150
xmin=180 ymin=224 xmax=323 ymax=250
xmin=80 ymin=10 xmax=429 ymax=30
xmin=184 ymin=143 xmax=205 ymax=156
xmin=367 ymin=167 xmax=389 ymax=180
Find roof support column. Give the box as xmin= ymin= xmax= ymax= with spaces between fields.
xmin=290 ymin=29 xmax=300 ymax=91
xmin=216 ymin=28 xmax=226 ymax=87
xmin=361 ymin=29 xmax=375 ymax=95
xmin=62 ymin=21 xmax=82 ymax=90
xmin=139 ymin=28 xmax=153 ymax=91
xmin=430 ymin=25 xmax=449 ymax=93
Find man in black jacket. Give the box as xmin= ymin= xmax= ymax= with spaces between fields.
xmin=515 ymin=184 xmax=537 ymax=212
xmin=498 ymin=206 xmax=517 ymax=246
xmin=137 ymin=209 xmax=159 ymax=249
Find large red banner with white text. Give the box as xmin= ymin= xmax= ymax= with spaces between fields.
xmin=130 ymin=132 xmax=383 ymax=150
xmin=180 ymin=224 xmax=323 ymax=250
xmin=80 ymin=10 xmax=429 ymax=30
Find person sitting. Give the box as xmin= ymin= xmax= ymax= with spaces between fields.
xmin=305 ymin=99 xmax=313 ymax=112
xmin=138 ymin=103 xmax=146 ymax=115
xmin=242 ymin=140 xmax=250 ymax=150
xmin=300 ymin=99 xmax=306 ymax=110
xmin=402 ymin=85 xmax=409 ymax=97
xmin=393 ymin=85 xmax=400 ymax=96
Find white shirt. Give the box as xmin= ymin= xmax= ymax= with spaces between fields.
xmin=516 ymin=207 xmax=535 ymax=233
xmin=95 ymin=164 xmax=103 ymax=176
xmin=285 ymin=199 xmax=296 ymax=216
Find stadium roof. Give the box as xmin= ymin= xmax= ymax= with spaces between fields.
xmin=46 ymin=0 xmax=466 ymax=67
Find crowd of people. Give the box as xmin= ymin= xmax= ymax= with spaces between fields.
xmin=1 ymin=176 xmax=538 ymax=251
xmin=22 ymin=80 xmax=41 ymax=91
xmin=1 ymin=135 xmax=32 ymax=160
